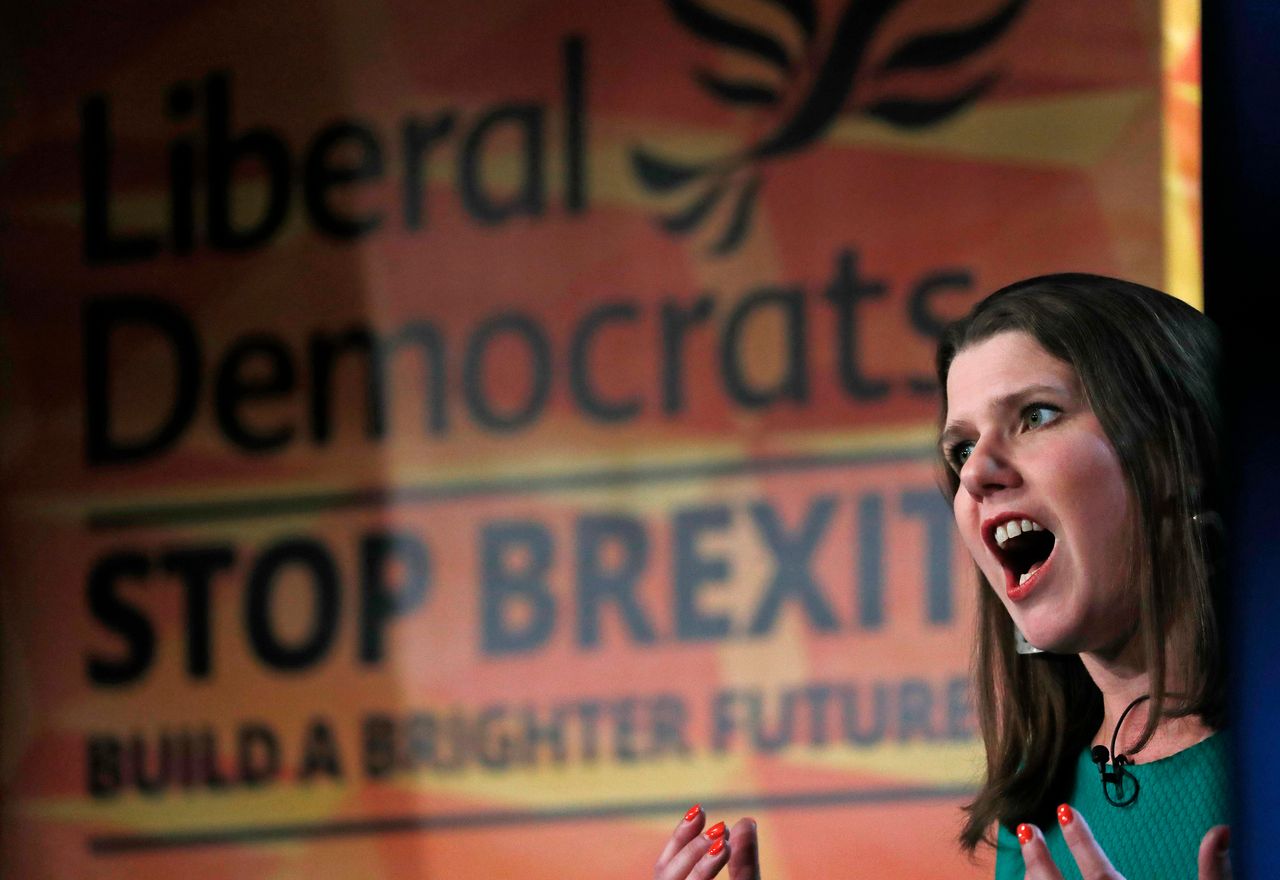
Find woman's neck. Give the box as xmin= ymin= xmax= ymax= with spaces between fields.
xmin=1079 ymin=643 xmax=1214 ymax=763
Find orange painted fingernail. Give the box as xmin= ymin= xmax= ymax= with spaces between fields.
xmin=1017 ymin=824 xmax=1033 ymax=845
xmin=703 ymin=821 xmax=726 ymax=840
xmin=708 ymin=837 xmax=725 ymax=857
xmin=1057 ymin=804 xmax=1074 ymax=827
xmin=684 ymin=804 xmax=701 ymax=822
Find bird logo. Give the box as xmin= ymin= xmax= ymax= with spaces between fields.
xmin=631 ymin=0 xmax=1030 ymax=255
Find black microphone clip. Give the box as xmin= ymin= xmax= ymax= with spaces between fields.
xmin=1091 ymin=744 xmax=1139 ymax=806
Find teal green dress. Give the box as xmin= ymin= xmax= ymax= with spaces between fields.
xmin=994 ymin=733 xmax=1230 ymax=880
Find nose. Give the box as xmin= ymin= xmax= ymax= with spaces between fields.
xmin=958 ymin=435 xmax=1021 ymax=499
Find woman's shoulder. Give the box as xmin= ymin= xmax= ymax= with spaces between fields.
xmin=990 ymin=733 xmax=1230 ymax=880
xmin=1072 ymin=731 xmax=1230 ymax=877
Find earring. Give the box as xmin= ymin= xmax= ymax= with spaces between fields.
xmin=1191 ymin=510 xmax=1224 ymax=533
xmin=1014 ymin=627 xmax=1044 ymax=655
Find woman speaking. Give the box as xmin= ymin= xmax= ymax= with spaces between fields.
xmin=651 ymin=275 xmax=1232 ymax=880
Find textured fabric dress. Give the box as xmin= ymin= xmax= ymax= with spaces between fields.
xmin=993 ymin=733 xmax=1230 ymax=880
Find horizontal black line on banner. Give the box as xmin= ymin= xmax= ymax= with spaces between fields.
xmin=86 ymin=446 xmax=934 ymax=531
xmin=88 ymin=783 xmax=974 ymax=854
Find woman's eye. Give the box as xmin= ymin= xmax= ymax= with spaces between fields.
xmin=949 ymin=441 xmax=974 ymax=469
xmin=1023 ymin=404 xmax=1061 ymax=429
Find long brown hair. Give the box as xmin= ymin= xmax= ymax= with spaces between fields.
xmin=936 ymin=274 xmax=1225 ymax=850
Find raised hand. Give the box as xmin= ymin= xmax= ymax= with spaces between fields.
xmin=1016 ymin=804 xmax=1231 ymax=880
xmin=653 ymin=806 xmax=761 ymax=880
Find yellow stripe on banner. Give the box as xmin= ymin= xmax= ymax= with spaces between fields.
xmin=29 ymin=425 xmax=939 ymax=527
xmin=15 ymin=785 xmax=353 ymax=833
xmin=786 ymin=739 xmax=983 ymax=787
xmin=1162 ymin=0 xmax=1203 ymax=309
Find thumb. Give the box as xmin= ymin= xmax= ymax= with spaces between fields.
xmin=728 ymin=817 xmax=761 ymax=880
xmin=1197 ymin=825 xmax=1232 ymax=880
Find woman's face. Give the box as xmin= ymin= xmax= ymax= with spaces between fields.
xmin=942 ymin=331 xmax=1137 ymax=655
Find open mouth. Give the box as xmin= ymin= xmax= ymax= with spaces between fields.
xmin=987 ymin=516 xmax=1057 ymax=599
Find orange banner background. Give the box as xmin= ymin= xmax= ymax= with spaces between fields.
xmin=1 ymin=1 xmax=1198 ymax=877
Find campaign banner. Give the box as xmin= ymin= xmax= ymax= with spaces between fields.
xmin=0 ymin=0 xmax=1198 ymax=877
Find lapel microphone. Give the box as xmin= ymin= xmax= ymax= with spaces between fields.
xmin=1091 ymin=694 xmax=1149 ymax=807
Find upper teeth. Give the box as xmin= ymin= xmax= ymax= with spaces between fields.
xmin=995 ymin=518 xmax=1045 ymax=548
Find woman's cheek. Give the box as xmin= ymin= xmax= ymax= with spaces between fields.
xmin=978 ymin=558 xmax=1004 ymax=595
xmin=953 ymin=500 xmax=986 ymax=569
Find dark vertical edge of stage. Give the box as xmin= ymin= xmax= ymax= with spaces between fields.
xmin=1203 ymin=2 xmax=1280 ymax=877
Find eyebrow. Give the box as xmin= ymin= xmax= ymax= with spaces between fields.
xmin=939 ymin=382 xmax=1074 ymax=449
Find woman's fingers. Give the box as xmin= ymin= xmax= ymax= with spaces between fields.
xmin=655 ymin=804 xmax=706 ymax=873
xmin=665 ymin=830 xmax=730 ymax=880
xmin=1016 ymin=823 xmax=1065 ymax=880
xmin=1016 ymin=806 xmax=1226 ymax=880
xmin=1197 ymin=825 xmax=1233 ymax=880
xmin=655 ymin=809 xmax=731 ymax=880
xmin=727 ymin=817 xmax=760 ymax=880
xmin=1055 ymin=805 xmax=1123 ymax=880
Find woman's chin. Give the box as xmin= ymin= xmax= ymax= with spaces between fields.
xmin=1015 ymin=619 xmax=1082 ymax=655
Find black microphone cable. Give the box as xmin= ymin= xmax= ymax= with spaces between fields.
xmin=1090 ymin=694 xmax=1150 ymax=807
